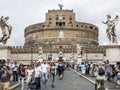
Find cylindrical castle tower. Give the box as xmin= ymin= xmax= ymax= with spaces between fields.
xmin=24 ymin=9 xmax=99 ymax=50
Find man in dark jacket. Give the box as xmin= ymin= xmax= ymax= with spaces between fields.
xmin=0 ymin=59 xmax=12 ymax=90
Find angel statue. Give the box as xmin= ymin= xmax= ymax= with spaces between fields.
xmin=38 ymin=46 xmax=43 ymax=62
xmin=77 ymin=44 xmax=82 ymax=58
xmin=0 ymin=16 xmax=12 ymax=45
xmin=58 ymin=4 xmax=64 ymax=9
xmin=38 ymin=46 xmax=43 ymax=56
xmin=102 ymin=15 xmax=119 ymax=44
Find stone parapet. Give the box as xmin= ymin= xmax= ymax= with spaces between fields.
xmin=11 ymin=45 xmax=104 ymax=54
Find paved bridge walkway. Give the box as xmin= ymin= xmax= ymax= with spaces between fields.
xmin=13 ymin=70 xmax=94 ymax=90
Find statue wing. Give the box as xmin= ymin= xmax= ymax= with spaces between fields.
xmin=113 ymin=15 xmax=119 ymax=25
xmin=9 ymin=25 xmax=12 ymax=35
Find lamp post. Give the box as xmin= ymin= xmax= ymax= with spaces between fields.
xmin=85 ymin=42 xmax=89 ymax=64
xmin=17 ymin=49 xmax=18 ymax=63
xmin=103 ymin=46 xmax=106 ymax=61
xmin=31 ymin=46 xmax=33 ymax=62
xmin=84 ymin=42 xmax=90 ymax=75
xmin=85 ymin=47 xmax=88 ymax=64
xmin=46 ymin=40 xmax=53 ymax=60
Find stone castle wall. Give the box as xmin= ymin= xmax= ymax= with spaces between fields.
xmin=10 ymin=45 xmax=105 ymax=64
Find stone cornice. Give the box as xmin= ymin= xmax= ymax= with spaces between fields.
xmin=11 ymin=45 xmax=105 ymax=54
xmin=0 ymin=46 xmax=12 ymax=50
xmin=24 ymin=27 xmax=98 ymax=37
xmin=104 ymin=45 xmax=120 ymax=48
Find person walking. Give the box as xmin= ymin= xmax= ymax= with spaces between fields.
xmin=19 ymin=64 xmax=26 ymax=90
xmin=34 ymin=62 xmax=42 ymax=90
xmin=26 ymin=65 xmax=34 ymax=84
xmin=80 ymin=62 xmax=86 ymax=75
xmin=114 ymin=62 xmax=120 ymax=88
xmin=105 ymin=60 xmax=113 ymax=82
xmin=50 ymin=62 xmax=56 ymax=88
xmin=0 ymin=60 xmax=12 ymax=90
xmin=41 ymin=60 xmax=48 ymax=88
xmin=58 ymin=62 xmax=64 ymax=79
xmin=12 ymin=62 xmax=19 ymax=83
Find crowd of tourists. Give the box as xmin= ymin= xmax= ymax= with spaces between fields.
xmin=1 ymin=57 xmax=120 ymax=90
xmin=0 ymin=57 xmax=68 ymax=90
xmin=72 ymin=60 xmax=120 ymax=88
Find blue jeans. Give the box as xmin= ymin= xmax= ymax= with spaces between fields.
xmin=19 ymin=77 xmax=24 ymax=90
xmin=106 ymin=72 xmax=111 ymax=81
xmin=42 ymin=73 xmax=47 ymax=87
xmin=50 ymin=73 xmax=55 ymax=86
xmin=35 ymin=77 xmax=41 ymax=89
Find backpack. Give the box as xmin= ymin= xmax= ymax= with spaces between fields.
xmin=98 ymin=67 xmax=105 ymax=76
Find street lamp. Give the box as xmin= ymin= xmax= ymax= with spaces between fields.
xmin=31 ymin=46 xmax=33 ymax=62
xmin=85 ymin=47 xmax=88 ymax=64
xmin=85 ymin=42 xmax=89 ymax=64
xmin=17 ymin=49 xmax=18 ymax=63
xmin=46 ymin=40 xmax=53 ymax=60
xmin=85 ymin=46 xmax=89 ymax=75
xmin=103 ymin=46 xmax=106 ymax=61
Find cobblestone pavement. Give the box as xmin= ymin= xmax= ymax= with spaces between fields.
xmin=14 ymin=70 xmax=95 ymax=90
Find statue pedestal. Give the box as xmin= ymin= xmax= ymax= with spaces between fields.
xmin=0 ymin=46 xmax=11 ymax=59
xmin=105 ymin=45 xmax=120 ymax=63
xmin=37 ymin=56 xmax=43 ymax=62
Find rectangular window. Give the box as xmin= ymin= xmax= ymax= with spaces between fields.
xmin=49 ymin=18 xmax=52 ymax=20
xmin=56 ymin=22 xmax=65 ymax=26
xmin=63 ymin=22 xmax=65 ymax=26
xmin=59 ymin=22 xmax=62 ymax=26
xmin=49 ymin=22 xmax=52 ymax=24
xmin=56 ymin=22 xmax=58 ymax=26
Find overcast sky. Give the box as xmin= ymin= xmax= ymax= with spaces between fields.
xmin=0 ymin=0 xmax=120 ymax=46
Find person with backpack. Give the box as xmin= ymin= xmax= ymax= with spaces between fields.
xmin=80 ymin=62 xmax=86 ymax=75
xmin=0 ymin=59 xmax=12 ymax=90
xmin=95 ymin=62 xmax=106 ymax=90
xmin=105 ymin=60 xmax=113 ymax=82
xmin=114 ymin=62 xmax=120 ymax=88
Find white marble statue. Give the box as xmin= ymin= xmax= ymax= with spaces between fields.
xmin=59 ymin=52 xmax=63 ymax=57
xmin=76 ymin=44 xmax=82 ymax=63
xmin=77 ymin=44 xmax=82 ymax=58
xmin=70 ymin=53 xmax=74 ymax=62
xmin=38 ymin=46 xmax=43 ymax=62
xmin=102 ymin=15 xmax=119 ymax=44
xmin=0 ymin=16 xmax=12 ymax=45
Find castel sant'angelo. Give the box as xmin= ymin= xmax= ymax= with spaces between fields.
xmin=11 ymin=5 xmax=104 ymax=64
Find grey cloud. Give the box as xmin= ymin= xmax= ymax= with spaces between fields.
xmin=0 ymin=0 xmax=120 ymax=46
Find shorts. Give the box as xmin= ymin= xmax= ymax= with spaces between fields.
xmin=0 ymin=82 xmax=10 ymax=90
xmin=114 ymin=75 xmax=120 ymax=81
xmin=82 ymin=70 xmax=85 ymax=74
